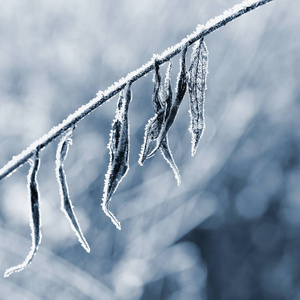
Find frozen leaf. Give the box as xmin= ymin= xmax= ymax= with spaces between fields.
xmin=140 ymin=60 xmax=181 ymax=184
xmin=147 ymin=47 xmax=188 ymax=183
xmin=174 ymin=45 xmax=188 ymax=106
xmin=139 ymin=59 xmax=165 ymax=165
xmin=163 ymin=61 xmax=173 ymax=119
xmin=152 ymin=59 xmax=164 ymax=113
xmin=4 ymin=151 xmax=41 ymax=277
xmin=139 ymin=109 xmax=165 ymax=164
xmin=160 ymin=61 xmax=181 ymax=184
xmin=102 ymin=83 xmax=132 ymax=230
xmin=187 ymin=38 xmax=209 ymax=156
xmin=56 ymin=128 xmax=90 ymax=253
xmin=160 ymin=136 xmax=181 ymax=186
xmin=153 ymin=45 xmax=188 ymax=154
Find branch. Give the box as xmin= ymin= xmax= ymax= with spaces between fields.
xmin=0 ymin=0 xmax=274 ymax=181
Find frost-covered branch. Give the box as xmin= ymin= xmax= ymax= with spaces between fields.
xmin=0 ymin=0 xmax=274 ymax=181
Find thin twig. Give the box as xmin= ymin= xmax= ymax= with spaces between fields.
xmin=0 ymin=0 xmax=274 ymax=181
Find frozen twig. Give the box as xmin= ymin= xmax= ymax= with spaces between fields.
xmin=0 ymin=0 xmax=274 ymax=181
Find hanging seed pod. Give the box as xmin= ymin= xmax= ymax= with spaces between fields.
xmin=187 ymin=38 xmax=209 ymax=156
xmin=56 ymin=128 xmax=90 ymax=253
xmin=102 ymin=83 xmax=132 ymax=230
xmin=4 ymin=150 xmax=41 ymax=277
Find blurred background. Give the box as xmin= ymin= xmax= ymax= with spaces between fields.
xmin=0 ymin=0 xmax=299 ymax=299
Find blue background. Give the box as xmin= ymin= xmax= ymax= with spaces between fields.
xmin=0 ymin=1 xmax=299 ymax=299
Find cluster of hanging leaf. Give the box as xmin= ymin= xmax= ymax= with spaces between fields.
xmin=4 ymin=38 xmax=208 ymax=277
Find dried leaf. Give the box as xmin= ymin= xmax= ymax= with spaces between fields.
xmin=139 ymin=109 xmax=165 ymax=164
xmin=56 ymin=128 xmax=90 ymax=253
xmin=4 ymin=151 xmax=41 ymax=277
xmin=163 ymin=61 xmax=173 ymax=119
xmin=139 ymin=60 xmax=181 ymax=184
xmin=152 ymin=59 xmax=164 ymax=113
xmin=160 ymin=61 xmax=181 ymax=185
xmin=187 ymin=38 xmax=209 ymax=156
xmin=160 ymin=136 xmax=181 ymax=186
xmin=139 ymin=59 xmax=165 ymax=165
xmin=151 ymin=45 xmax=188 ymax=156
xmin=102 ymin=83 xmax=132 ymax=230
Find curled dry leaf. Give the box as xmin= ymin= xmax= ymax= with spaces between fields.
xmin=159 ymin=61 xmax=181 ymax=185
xmin=152 ymin=59 xmax=164 ymax=113
xmin=139 ymin=60 xmax=181 ymax=185
xmin=163 ymin=60 xmax=173 ymax=119
xmin=4 ymin=151 xmax=41 ymax=277
xmin=139 ymin=60 xmax=165 ymax=165
xmin=187 ymin=38 xmax=209 ymax=156
xmin=102 ymin=83 xmax=132 ymax=230
xmin=160 ymin=136 xmax=181 ymax=186
xmin=138 ymin=109 xmax=165 ymax=164
xmin=155 ymin=45 xmax=188 ymax=151
xmin=56 ymin=128 xmax=90 ymax=253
